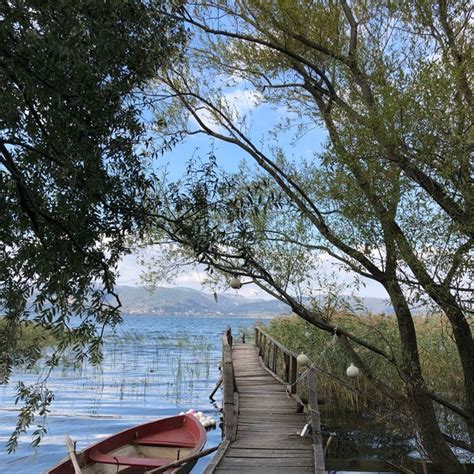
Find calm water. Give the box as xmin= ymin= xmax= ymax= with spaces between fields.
xmin=1 ymin=315 xmax=471 ymax=473
xmin=0 ymin=315 xmax=257 ymax=474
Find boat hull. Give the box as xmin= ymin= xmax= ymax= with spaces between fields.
xmin=45 ymin=414 xmax=206 ymax=474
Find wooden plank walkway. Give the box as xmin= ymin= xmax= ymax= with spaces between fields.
xmin=214 ymin=343 xmax=314 ymax=473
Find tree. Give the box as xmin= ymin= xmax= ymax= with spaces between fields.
xmin=0 ymin=0 xmax=185 ymax=450
xmin=146 ymin=1 xmax=473 ymax=471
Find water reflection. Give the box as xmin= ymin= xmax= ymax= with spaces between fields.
xmin=322 ymin=407 xmax=473 ymax=470
xmin=323 ymin=413 xmax=416 ymax=461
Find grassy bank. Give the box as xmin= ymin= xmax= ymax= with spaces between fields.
xmin=262 ymin=313 xmax=465 ymax=415
xmin=0 ymin=318 xmax=57 ymax=368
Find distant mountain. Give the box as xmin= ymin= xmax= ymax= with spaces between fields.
xmin=116 ymin=286 xmax=394 ymax=316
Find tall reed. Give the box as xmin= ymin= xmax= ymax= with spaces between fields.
xmin=262 ymin=313 xmax=465 ymax=416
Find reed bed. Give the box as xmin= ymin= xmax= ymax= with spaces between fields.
xmin=262 ymin=313 xmax=466 ymax=416
xmin=0 ymin=318 xmax=57 ymax=368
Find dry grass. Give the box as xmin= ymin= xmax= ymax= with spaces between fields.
xmin=262 ymin=312 xmax=465 ymax=415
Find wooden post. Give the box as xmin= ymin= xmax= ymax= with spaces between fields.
xmin=209 ymin=376 xmax=222 ymax=400
xmin=222 ymin=329 xmax=236 ymax=442
xmin=290 ymin=355 xmax=297 ymax=395
xmin=267 ymin=340 xmax=273 ymax=368
xmin=272 ymin=344 xmax=278 ymax=373
xmin=306 ymin=367 xmax=325 ymax=474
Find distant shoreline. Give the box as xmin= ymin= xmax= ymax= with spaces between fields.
xmin=115 ymin=285 xmax=396 ymax=316
xmin=120 ymin=312 xmax=279 ymax=319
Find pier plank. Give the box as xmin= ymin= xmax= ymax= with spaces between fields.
xmin=207 ymin=342 xmax=314 ymax=473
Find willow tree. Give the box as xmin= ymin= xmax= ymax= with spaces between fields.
xmin=148 ymin=1 xmax=472 ymax=471
xmin=0 ymin=0 xmax=185 ymax=450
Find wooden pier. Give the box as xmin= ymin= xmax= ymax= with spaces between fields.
xmin=205 ymin=328 xmax=319 ymax=473
xmin=214 ymin=343 xmax=314 ymax=472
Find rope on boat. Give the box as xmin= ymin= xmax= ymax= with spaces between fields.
xmin=144 ymin=445 xmax=220 ymax=474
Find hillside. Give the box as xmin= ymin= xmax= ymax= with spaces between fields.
xmin=116 ymin=286 xmax=394 ymax=316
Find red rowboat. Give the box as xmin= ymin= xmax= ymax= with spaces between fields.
xmin=46 ymin=414 xmax=207 ymax=474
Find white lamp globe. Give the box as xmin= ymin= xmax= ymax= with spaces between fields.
xmin=297 ymin=353 xmax=311 ymax=368
xmin=346 ymin=363 xmax=360 ymax=378
xmin=229 ymin=277 xmax=242 ymax=289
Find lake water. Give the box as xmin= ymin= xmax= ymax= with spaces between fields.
xmin=0 ymin=315 xmax=257 ymax=473
xmin=1 ymin=315 xmax=471 ymax=473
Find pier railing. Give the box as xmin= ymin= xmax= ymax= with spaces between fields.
xmin=254 ymin=326 xmax=326 ymax=474
xmin=254 ymin=326 xmax=299 ymax=396
xmin=211 ymin=327 xmax=474 ymax=474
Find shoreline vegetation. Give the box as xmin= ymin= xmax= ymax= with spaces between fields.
xmin=259 ymin=313 xmax=470 ymax=450
xmin=1 ymin=312 xmax=471 ymax=465
xmin=0 ymin=315 xmax=228 ymax=473
xmin=0 ymin=318 xmax=56 ymax=368
xmin=261 ymin=313 xmax=465 ymax=409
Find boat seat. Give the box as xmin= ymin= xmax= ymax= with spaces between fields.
xmin=133 ymin=428 xmax=196 ymax=448
xmin=89 ymin=448 xmax=171 ymax=468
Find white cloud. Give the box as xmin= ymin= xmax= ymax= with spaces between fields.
xmin=223 ymin=89 xmax=261 ymax=116
xmin=174 ymin=270 xmax=207 ymax=287
xmin=188 ymin=107 xmax=225 ymax=134
xmin=188 ymin=87 xmax=261 ymax=133
xmin=116 ymin=253 xmax=143 ymax=286
xmin=117 ymin=250 xmax=388 ymax=300
xmin=117 ymin=255 xmax=272 ymax=298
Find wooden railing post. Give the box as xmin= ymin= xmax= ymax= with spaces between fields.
xmin=290 ymin=355 xmax=297 ymax=395
xmin=256 ymin=328 xmax=300 ymax=395
xmin=272 ymin=344 xmax=276 ymax=373
xmin=267 ymin=338 xmax=272 ymax=366
xmin=222 ymin=328 xmax=236 ymax=442
xmin=306 ymin=367 xmax=325 ymax=474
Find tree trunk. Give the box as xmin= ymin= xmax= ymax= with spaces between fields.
xmin=386 ymin=281 xmax=462 ymax=472
xmin=391 ymin=229 xmax=474 ymax=442
xmin=433 ymin=292 xmax=474 ymax=444
xmin=406 ymin=384 xmax=462 ymax=473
